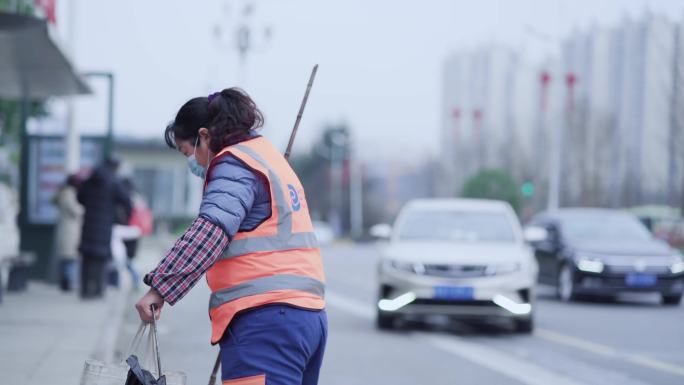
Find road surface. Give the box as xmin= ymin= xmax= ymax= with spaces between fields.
xmin=116 ymin=243 xmax=684 ymax=385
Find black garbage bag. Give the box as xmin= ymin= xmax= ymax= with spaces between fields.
xmin=125 ymin=355 xmax=166 ymax=385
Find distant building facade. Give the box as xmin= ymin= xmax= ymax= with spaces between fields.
xmin=117 ymin=137 xmax=202 ymax=222
xmin=440 ymin=46 xmax=538 ymax=198
xmin=561 ymin=13 xmax=681 ymax=208
xmin=441 ymin=12 xmax=684 ymax=210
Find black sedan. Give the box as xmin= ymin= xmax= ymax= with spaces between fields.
xmin=525 ymin=208 xmax=684 ymax=305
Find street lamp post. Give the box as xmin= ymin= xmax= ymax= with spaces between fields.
xmin=472 ymin=108 xmax=484 ymax=171
xmin=534 ymin=71 xmax=551 ymax=210
xmin=668 ymin=24 xmax=682 ymax=211
xmin=349 ymin=138 xmax=363 ymax=239
xmin=450 ymin=107 xmax=461 ymax=191
xmin=329 ymin=130 xmax=347 ymax=237
xmin=548 ymin=73 xmax=577 ymax=211
xmin=82 ymin=71 xmax=115 ymax=159
xmin=452 ymin=107 xmax=461 ymax=142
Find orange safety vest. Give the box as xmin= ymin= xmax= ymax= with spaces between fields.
xmin=204 ymin=136 xmax=326 ymax=344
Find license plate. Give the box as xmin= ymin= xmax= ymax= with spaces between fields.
xmin=625 ymin=273 xmax=657 ymax=287
xmin=433 ymin=286 xmax=474 ymax=300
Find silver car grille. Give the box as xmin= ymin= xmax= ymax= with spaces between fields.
xmin=423 ymin=264 xmax=488 ymax=278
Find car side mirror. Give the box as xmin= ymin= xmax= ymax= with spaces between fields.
xmin=370 ymin=223 xmax=392 ymax=240
xmin=523 ymin=226 xmax=548 ymax=244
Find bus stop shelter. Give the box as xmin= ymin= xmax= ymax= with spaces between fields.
xmin=0 ymin=11 xmax=91 ymax=280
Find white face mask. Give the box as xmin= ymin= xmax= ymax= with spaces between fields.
xmin=187 ymin=137 xmax=207 ymax=179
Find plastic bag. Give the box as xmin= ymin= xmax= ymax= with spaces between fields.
xmin=79 ymin=322 xmax=186 ymax=385
xmin=125 ymin=355 xmax=166 ymax=385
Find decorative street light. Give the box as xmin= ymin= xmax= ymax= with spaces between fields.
xmin=473 ymin=108 xmax=484 ymax=170
xmin=212 ymin=1 xmax=272 ymax=84
xmin=548 ymin=72 xmax=578 ymax=211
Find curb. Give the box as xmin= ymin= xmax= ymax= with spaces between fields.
xmin=91 ymin=282 xmax=132 ymax=363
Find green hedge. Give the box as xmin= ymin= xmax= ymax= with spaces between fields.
xmin=461 ymin=169 xmax=521 ymax=213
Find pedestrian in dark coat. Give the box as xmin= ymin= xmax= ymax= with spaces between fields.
xmin=77 ymin=157 xmax=131 ymax=298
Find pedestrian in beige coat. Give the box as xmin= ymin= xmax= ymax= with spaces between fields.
xmin=52 ymin=174 xmax=83 ymax=291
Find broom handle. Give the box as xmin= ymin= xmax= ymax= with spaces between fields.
xmin=284 ymin=64 xmax=319 ymax=160
xmin=208 ymin=352 xmax=221 ymax=385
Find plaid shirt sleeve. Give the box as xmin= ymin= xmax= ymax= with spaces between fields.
xmin=143 ymin=217 xmax=229 ymax=305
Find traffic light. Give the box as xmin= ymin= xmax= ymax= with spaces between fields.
xmin=521 ymin=182 xmax=535 ymax=198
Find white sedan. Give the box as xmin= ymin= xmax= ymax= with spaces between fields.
xmin=374 ymin=198 xmax=539 ymax=332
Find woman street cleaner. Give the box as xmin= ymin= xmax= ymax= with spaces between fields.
xmin=135 ymin=88 xmax=327 ymax=385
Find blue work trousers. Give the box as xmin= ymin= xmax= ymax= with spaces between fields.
xmin=219 ymin=305 xmax=327 ymax=385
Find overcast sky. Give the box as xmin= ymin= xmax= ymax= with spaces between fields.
xmin=54 ymin=0 xmax=684 ymax=161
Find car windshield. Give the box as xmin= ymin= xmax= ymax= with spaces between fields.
xmin=560 ymin=214 xmax=652 ymax=242
xmin=397 ymin=210 xmax=516 ymax=243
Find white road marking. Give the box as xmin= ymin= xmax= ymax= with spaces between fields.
xmin=536 ymin=329 xmax=684 ymax=378
xmin=425 ymin=336 xmax=585 ymax=385
xmin=535 ymin=329 xmax=617 ymax=356
xmin=326 ymin=290 xmax=586 ymax=385
xmin=328 ymin=289 xmax=684 ymax=379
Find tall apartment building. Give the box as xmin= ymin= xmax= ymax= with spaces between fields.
xmin=561 ymin=13 xmax=680 ymax=207
xmin=441 ymin=12 xmax=684 ymax=209
xmin=440 ymin=46 xmax=538 ymax=197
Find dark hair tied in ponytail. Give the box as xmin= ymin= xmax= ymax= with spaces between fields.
xmin=206 ymin=88 xmax=264 ymax=153
xmin=164 ymin=88 xmax=263 ymax=151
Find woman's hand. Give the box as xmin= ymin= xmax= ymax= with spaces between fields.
xmin=135 ymin=288 xmax=164 ymax=323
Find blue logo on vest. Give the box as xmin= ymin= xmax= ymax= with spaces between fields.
xmin=288 ymin=184 xmax=301 ymax=212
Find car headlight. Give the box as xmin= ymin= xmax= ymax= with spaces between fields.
xmin=484 ymin=263 xmax=521 ymax=276
xmin=384 ymin=259 xmax=425 ymax=275
xmin=576 ymin=256 xmax=605 ymax=273
xmin=670 ymin=260 xmax=684 ymax=274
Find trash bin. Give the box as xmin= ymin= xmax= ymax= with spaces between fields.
xmin=7 ymin=252 xmax=35 ymax=292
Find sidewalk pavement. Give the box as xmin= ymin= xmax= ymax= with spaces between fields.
xmin=0 ymin=236 xmax=171 ymax=385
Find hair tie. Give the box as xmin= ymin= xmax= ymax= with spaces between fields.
xmin=207 ymin=92 xmax=219 ymax=103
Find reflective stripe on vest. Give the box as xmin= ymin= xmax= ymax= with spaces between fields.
xmin=209 ymin=274 xmax=325 ymax=309
xmin=220 ymin=144 xmax=318 ymax=259
xmin=206 ymin=138 xmax=325 ymax=326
